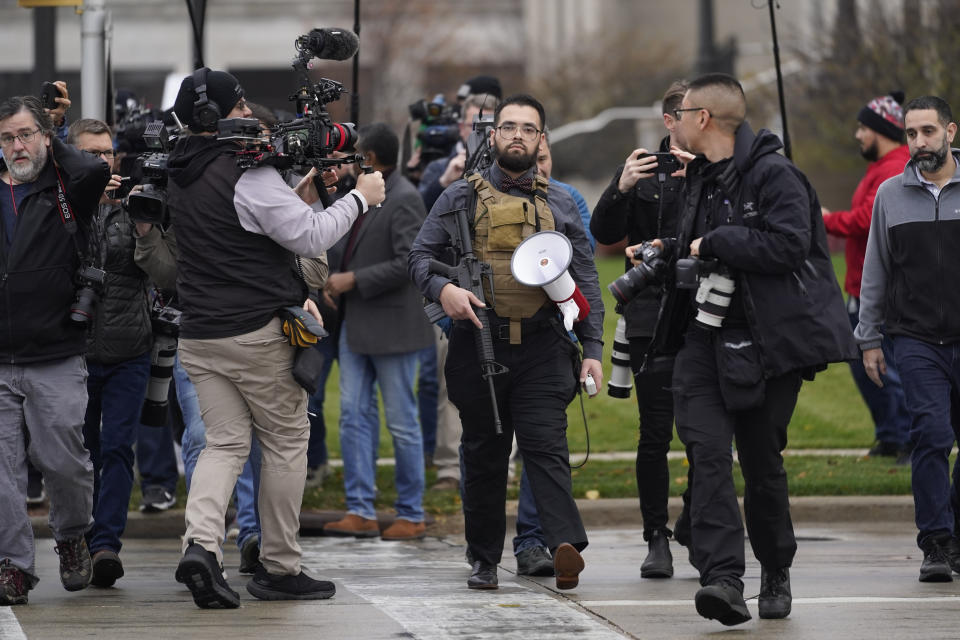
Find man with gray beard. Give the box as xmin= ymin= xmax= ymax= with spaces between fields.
xmin=857 ymin=95 xmax=960 ymax=583
xmin=0 ymin=95 xmax=111 ymax=605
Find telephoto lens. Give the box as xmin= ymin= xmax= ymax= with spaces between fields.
xmin=140 ymin=334 xmax=177 ymax=427
xmin=608 ymin=316 xmax=633 ymax=398
xmin=694 ymin=269 xmax=736 ymax=328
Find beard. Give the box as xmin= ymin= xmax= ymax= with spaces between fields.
xmin=860 ymin=139 xmax=879 ymax=162
xmin=7 ymin=143 xmax=47 ymax=183
xmin=494 ymin=141 xmax=537 ymax=174
xmin=912 ymin=137 xmax=949 ymax=174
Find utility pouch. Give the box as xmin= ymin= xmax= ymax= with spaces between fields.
xmin=715 ymin=326 xmax=765 ymax=411
xmin=291 ymin=346 xmax=325 ymax=395
xmin=486 ymin=201 xmax=528 ymax=251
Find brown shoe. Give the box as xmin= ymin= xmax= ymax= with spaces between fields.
xmin=323 ymin=514 xmax=380 ymax=538
xmin=381 ymin=518 xmax=426 ymax=541
xmin=553 ymin=543 xmax=584 ymax=590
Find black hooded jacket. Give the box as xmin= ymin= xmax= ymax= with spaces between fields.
xmin=0 ymin=137 xmax=111 ymax=363
xmin=650 ymin=123 xmax=857 ymax=379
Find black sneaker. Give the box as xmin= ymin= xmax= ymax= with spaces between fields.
xmin=26 ymin=474 xmax=45 ymax=506
xmin=239 ymin=535 xmax=262 ymax=575
xmin=90 ymin=549 xmax=124 ymax=588
xmin=0 ymin=559 xmax=30 ymax=605
xmin=920 ymin=538 xmax=953 ymax=583
xmin=758 ymin=566 xmax=791 ymax=619
xmin=54 ymin=536 xmax=91 ymax=591
xmin=175 ymin=541 xmax=240 ymax=609
xmin=140 ymin=485 xmax=176 ymax=513
xmin=246 ymin=566 xmax=335 ymax=600
xmin=867 ymin=441 xmax=900 ymax=457
xmin=641 ymin=529 xmax=674 ymax=579
xmin=516 ymin=546 xmax=554 ymax=577
xmin=695 ymin=578 xmax=751 ymax=626
xmin=948 ymin=537 xmax=960 ymax=574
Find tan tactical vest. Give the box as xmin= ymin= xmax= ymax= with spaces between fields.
xmin=467 ymin=172 xmax=555 ymax=344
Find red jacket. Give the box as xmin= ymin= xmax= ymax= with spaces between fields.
xmin=823 ymin=145 xmax=910 ymax=297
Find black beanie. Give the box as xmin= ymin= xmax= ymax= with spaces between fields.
xmin=173 ymin=68 xmax=244 ymax=132
xmin=857 ymin=91 xmax=905 ymax=142
xmin=457 ymin=75 xmax=502 ymax=101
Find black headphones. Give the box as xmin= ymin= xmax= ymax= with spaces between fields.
xmin=191 ymin=67 xmax=221 ymax=132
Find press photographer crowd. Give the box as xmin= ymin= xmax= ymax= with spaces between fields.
xmin=3 ymin=23 xmax=960 ymax=630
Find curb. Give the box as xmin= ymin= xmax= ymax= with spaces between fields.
xmin=30 ymin=496 xmax=914 ymax=539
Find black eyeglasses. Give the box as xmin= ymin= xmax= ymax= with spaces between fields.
xmin=86 ymin=149 xmax=116 ymax=159
xmin=0 ymin=128 xmax=41 ymax=148
xmin=673 ymin=107 xmax=709 ymax=121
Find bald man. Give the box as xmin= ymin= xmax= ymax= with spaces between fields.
xmin=627 ymin=73 xmax=855 ymax=625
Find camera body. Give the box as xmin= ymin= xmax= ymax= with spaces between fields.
xmin=125 ymin=121 xmax=176 ymax=227
xmin=70 ymin=264 xmax=106 ymax=325
xmin=676 ymin=257 xmax=737 ymax=328
xmin=408 ymin=95 xmax=460 ymax=170
xmin=40 ymin=81 xmax=59 ymax=110
xmin=607 ymin=241 xmax=668 ymax=305
xmin=642 ymin=152 xmax=681 ymax=176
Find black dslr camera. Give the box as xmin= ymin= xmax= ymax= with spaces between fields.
xmin=408 ymin=95 xmax=460 ymax=168
xmin=125 ymin=121 xmax=176 ymax=227
xmin=69 ymin=264 xmax=106 ymax=325
xmin=608 ymin=241 xmax=669 ymax=305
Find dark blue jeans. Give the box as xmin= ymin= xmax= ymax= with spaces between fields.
xmin=418 ymin=344 xmax=438 ymax=457
xmin=83 ymin=351 xmax=151 ymax=554
xmin=848 ymin=298 xmax=911 ymax=446
xmin=512 ymin=465 xmax=546 ymax=554
xmin=891 ymin=336 xmax=960 ymax=546
xmin=306 ymin=337 xmax=338 ymax=468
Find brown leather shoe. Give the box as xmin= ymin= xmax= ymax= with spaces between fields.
xmin=381 ymin=518 xmax=426 ymax=541
xmin=553 ymin=543 xmax=584 ymax=590
xmin=322 ymin=514 xmax=380 ymax=538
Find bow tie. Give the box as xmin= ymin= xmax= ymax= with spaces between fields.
xmin=499 ymin=175 xmax=534 ymax=194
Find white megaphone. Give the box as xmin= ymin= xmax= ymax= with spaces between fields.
xmin=510 ymin=231 xmax=591 ymax=331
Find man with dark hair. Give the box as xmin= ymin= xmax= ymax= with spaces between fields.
xmin=0 ymin=96 xmax=111 ymax=605
xmin=857 ymin=95 xmax=960 ymax=583
xmin=822 ymin=92 xmax=911 ymax=463
xmin=167 ymin=68 xmax=384 ymax=609
xmin=410 ymin=93 xmax=604 ymax=592
xmin=66 ymin=118 xmax=152 ymax=589
xmin=590 ymin=80 xmax=688 ymax=579
xmin=634 ymin=73 xmax=856 ymax=625
xmin=321 ymin=122 xmax=434 ymax=541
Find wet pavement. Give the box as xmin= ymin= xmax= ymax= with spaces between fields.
xmin=5 ymin=519 xmax=960 ymax=639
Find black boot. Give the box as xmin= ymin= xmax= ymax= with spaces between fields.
xmin=919 ymin=536 xmax=953 ymax=583
xmin=758 ymin=566 xmax=791 ymax=619
xmin=694 ymin=578 xmax=751 ymax=626
xmin=640 ymin=529 xmax=673 ymax=578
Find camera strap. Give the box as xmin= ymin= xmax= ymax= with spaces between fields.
xmin=51 ymin=164 xmax=91 ymax=264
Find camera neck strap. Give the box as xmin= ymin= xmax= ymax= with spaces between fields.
xmin=51 ymin=164 xmax=90 ymax=261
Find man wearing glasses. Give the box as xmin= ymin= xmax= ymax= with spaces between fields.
xmin=67 ymin=118 xmax=153 ymax=590
xmin=628 ymin=74 xmax=855 ymax=625
xmin=0 ymin=96 xmax=111 ymax=606
xmin=410 ymin=94 xmax=604 ymax=592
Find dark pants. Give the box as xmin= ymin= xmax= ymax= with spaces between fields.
xmin=306 ymin=337 xmax=337 ymax=468
xmin=418 ymin=343 xmax=439 ymax=457
xmin=847 ymin=298 xmax=911 ymax=447
xmin=628 ymin=336 xmax=676 ymax=537
xmin=136 ymin=386 xmax=179 ymax=493
xmin=890 ymin=336 xmax=960 ymax=547
xmin=446 ymin=322 xmax=585 ymax=565
xmin=673 ymin=327 xmax=799 ymax=587
xmin=82 ymin=351 xmax=151 ymax=554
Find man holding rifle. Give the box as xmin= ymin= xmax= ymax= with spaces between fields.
xmin=409 ymin=94 xmax=603 ymax=591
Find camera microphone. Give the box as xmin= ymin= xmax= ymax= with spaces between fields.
xmin=297 ymin=28 xmax=360 ymax=61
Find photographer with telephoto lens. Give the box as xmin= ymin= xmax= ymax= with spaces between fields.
xmin=629 ymin=74 xmax=855 ymax=626
xmin=167 ymin=59 xmax=384 ymax=609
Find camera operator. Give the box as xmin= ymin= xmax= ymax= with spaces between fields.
xmin=66 ymin=118 xmax=153 ymax=589
xmin=590 ymin=80 xmax=687 ymax=579
xmin=0 ymin=96 xmax=110 ymax=605
xmin=167 ymin=68 xmax=384 ymax=609
xmin=410 ymin=94 xmax=603 ymax=592
xmin=419 ymin=89 xmax=501 ymax=212
xmin=630 ymin=74 xmax=855 ymax=625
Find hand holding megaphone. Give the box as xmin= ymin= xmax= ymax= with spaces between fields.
xmin=510 ymin=231 xmax=590 ymax=331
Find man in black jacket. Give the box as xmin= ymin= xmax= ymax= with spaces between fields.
xmin=167 ymin=68 xmax=384 ymax=609
xmin=632 ymin=74 xmax=856 ymax=625
xmin=0 ymin=96 xmax=111 ymax=606
xmin=590 ymin=80 xmax=687 ymax=579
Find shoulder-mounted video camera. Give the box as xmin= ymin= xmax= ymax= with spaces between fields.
xmin=232 ymin=29 xmax=366 ymax=176
xmin=124 ymin=120 xmax=177 ymax=227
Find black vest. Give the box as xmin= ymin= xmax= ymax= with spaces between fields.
xmin=168 ymin=154 xmax=305 ymax=339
